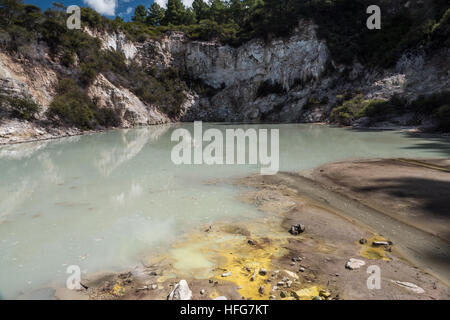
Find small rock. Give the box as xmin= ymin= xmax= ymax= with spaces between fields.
xmin=259 ymin=268 xmax=267 ymax=276
xmin=248 ymin=239 xmax=257 ymax=246
xmin=222 ymin=271 xmax=232 ymax=277
xmin=214 ymin=296 xmax=227 ymax=300
xmin=149 ymin=271 xmax=158 ymax=276
xmin=209 ymin=279 xmax=213 ymax=283
xmin=290 ymin=262 xmax=296 ymax=266
xmin=258 ymin=286 xmax=265 ymax=294
xmin=319 ymin=289 xmax=331 ymax=298
xmin=372 ymin=241 xmax=390 ymax=246
xmin=136 ymin=286 xmax=148 ymax=291
xmin=151 ymin=284 xmax=158 ymax=290
xmin=312 ymin=296 xmax=322 ymax=300
xmin=286 ymin=280 xmax=292 ymax=288
xmin=269 ymin=295 xmax=276 ymax=300
xmin=200 ymin=289 xmax=205 ymax=295
xmin=359 ymin=238 xmax=367 ymax=244
xmin=289 ymin=224 xmax=305 ymax=235
xmin=345 ymin=258 xmax=366 ymax=270
xmin=250 ymin=269 xmax=257 ymax=281
xmin=299 ymin=267 xmax=305 ymax=272
xmin=392 ymin=281 xmax=425 ymax=294
xmin=277 ymin=281 xmax=285 ymax=286
xmin=167 ymin=280 xmax=192 ymax=300
xmin=280 ymin=291 xmax=287 ymax=298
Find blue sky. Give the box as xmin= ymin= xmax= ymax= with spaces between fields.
xmin=25 ymin=1 xmax=195 ymax=20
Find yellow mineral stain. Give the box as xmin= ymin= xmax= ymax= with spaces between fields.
xmin=293 ymin=286 xmax=321 ymax=300
xmin=213 ymin=241 xmax=276 ymax=300
xmin=111 ymin=283 xmax=123 ymax=296
xmin=360 ymin=235 xmax=390 ymax=261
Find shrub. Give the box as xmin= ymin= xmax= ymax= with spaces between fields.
xmin=0 ymin=89 xmax=40 ymax=120
xmin=47 ymin=78 xmax=120 ymax=129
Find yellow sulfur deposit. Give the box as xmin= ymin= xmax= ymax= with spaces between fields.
xmin=360 ymin=235 xmax=391 ymax=261
xmin=293 ymin=286 xmax=321 ymax=300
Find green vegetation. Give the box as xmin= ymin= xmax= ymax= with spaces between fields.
xmin=0 ymin=89 xmax=40 ymax=120
xmin=330 ymin=91 xmax=450 ymax=130
xmin=47 ymin=78 xmax=120 ymax=129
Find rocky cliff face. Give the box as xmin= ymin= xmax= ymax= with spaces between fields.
xmin=1 ymin=20 xmax=448 ymax=144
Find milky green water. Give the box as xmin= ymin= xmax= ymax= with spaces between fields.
xmin=0 ymin=123 xmax=449 ymax=299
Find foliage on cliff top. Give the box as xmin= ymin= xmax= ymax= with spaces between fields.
xmin=2 ymin=0 xmax=448 ymax=68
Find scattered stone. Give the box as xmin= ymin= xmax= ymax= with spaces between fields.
xmin=392 ymin=281 xmax=425 ymax=294
xmin=259 ymin=268 xmax=267 ymax=276
xmin=222 ymin=271 xmax=232 ymax=277
xmin=291 ymin=257 xmax=302 ymax=262
xmin=167 ymin=280 xmax=192 ymax=300
xmin=359 ymin=238 xmax=367 ymax=244
xmin=286 ymin=280 xmax=293 ymax=288
xmin=200 ymin=289 xmax=205 ymax=295
xmin=290 ymin=261 xmax=296 ymax=266
xmin=372 ymin=241 xmax=390 ymax=246
xmin=136 ymin=286 xmax=149 ymax=291
xmin=289 ymin=224 xmax=305 ymax=235
xmin=277 ymin=281 xmax=285 ymax=286
xmin=248 ymin=239 xmax=257 ymax=246
xmin=151 ymin=284 xmax=158 ymax=290
xmin=345 ymin=258 xmax=366 ymax=270
xmin=269 ymin=295 xmax=276 ymax=300
xmin=149 ymin=271 xmax=158 ymax=276
xmin=299 ymin=267 xmax=305 ymax=272
xmin=280 ymin=291 xmax=287 ymax=298
xmin=250 ymin=269 xmax=257 ymax=281
xmin=209 ymin=279 xmax=214 ymax=283
xmin=258 ymin=286 xmax=265 ymax=294
xmin=312 ymin=296 xmax=322 ymax=300
xmin=319 ymin=289 xmax=331 ymax=298
xmin=283 ymin=270 xmax=299 ymax=279
xmin=214 ymin=296 xmax=227 ymax=300
xmin=272 ymin=286 xmax=278 ymax=291
xmin=334 ymin=273 xmax=340 ymax=277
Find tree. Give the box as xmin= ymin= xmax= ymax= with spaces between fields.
xmin=163 ymin=0 xmax=186 ymax=25
xmin=147 ymin=2 xmax=165 ymax=26
xmin=0 ymin=0 xmax=23 ymax=27
xmin=209 ymin=0 xmax=227 ymax=24
xmin=132 ymin=4 xmax=147 ymax=23
xmin=192 ymin=0 xmax=209 ymax=22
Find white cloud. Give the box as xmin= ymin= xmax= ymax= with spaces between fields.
xmin=83 ymin=0 xmax=117 ymax=16
xmin=126 ymin=7 xmax=133 ymax=14
xmin=155 ymin=0 xmax=195 ymax=9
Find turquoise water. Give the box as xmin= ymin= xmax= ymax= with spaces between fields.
xmin=0 ymin=123 xmax=449 ymax=299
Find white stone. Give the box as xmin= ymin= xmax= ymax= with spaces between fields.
xmin=392 ymin=281 xmax=425 ymax=294
xmin=167 ymin=280 xmax=192 ymax=300
xmin=345 ymin=258 xmax=366 ymax=270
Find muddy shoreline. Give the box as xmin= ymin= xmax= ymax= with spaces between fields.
xmin=2 ymin=119 xmax=450 ymax=146
xmin=33 ymin=157 xmax=449 ymax=301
